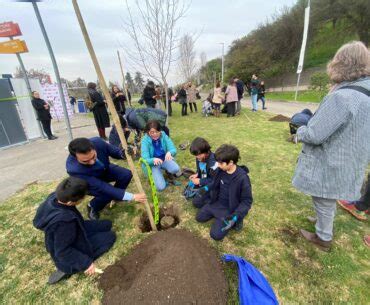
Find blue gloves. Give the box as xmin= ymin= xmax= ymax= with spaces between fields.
xmin=221 ymin=215 xmax=238 ymax=232
xmin=197 ymin=185 xmax=209 ymax=196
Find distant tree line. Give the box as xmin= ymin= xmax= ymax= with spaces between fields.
xmin=199 ymin=0 xmax=369 ymax=85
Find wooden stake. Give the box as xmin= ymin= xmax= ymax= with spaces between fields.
xmin=117 ymin=50 xmax=132 ymax=107
xmin=72 ymin=0 xmax=157 ymax=231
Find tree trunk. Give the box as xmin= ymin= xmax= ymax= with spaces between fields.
xmin=164 ymin=81 xmax=169 ymax=126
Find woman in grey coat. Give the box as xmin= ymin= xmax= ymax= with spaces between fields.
xmin=292 ymin=41 xmax=370 ymax=251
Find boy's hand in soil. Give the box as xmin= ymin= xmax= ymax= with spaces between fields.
xmin=85 ymin=263 xmax=95 ymax=276
xmin=165 ymin=152 xmax=173 ymax=161
xmin=133 ymin=193 xmax=147 ymax=203
xmin=153 ymin=158 xmax=163 ymax=166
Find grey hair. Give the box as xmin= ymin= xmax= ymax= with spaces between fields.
xmin=327 ymin=41 xmax=370 ymax=84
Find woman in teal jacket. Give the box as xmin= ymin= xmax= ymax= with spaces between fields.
xmin=141 ymin=120 xmax=180 ymax=191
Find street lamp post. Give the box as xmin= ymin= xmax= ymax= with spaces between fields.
xmin=219 ymin=42 xmax=224 ymax=83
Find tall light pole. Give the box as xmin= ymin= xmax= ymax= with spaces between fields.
xmin=294 ymin=0 xmax=311 ymax=101
xmin=30 ymin=0 xmax=73 ymax=141
xmin=219 ymin=42 xmax=224 ymax=83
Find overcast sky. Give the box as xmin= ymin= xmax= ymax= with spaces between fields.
xmin=1 ymin=0 xmax=295 ymax=85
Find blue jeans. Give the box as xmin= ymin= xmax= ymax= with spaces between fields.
xmin=151 ymin=160 xmax=180 ymax=191
xmin=251 ymin=94 xmax=258 ymax=110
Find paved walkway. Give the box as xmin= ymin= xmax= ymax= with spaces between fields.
xmin=242 ymin=98 xmax=319 ymax=117
xmin=0 ymin=114 xmax=98 ymax=202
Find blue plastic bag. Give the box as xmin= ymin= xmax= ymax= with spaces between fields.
xmin=223 ymin=254 xmax=279 ymax=305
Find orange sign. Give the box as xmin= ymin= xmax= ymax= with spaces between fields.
xmin=0 ymin=22 xmax=22 ymax=37
xmin=0 ymin=39 xmax=28 ymax=54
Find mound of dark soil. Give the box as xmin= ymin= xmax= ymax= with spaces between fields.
xmin=269 ymin=114 xmax=291 ymax=122
xmin=99 ymin=229 xmax=228 ymax=305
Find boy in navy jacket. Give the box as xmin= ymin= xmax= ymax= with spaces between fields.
xmin=66 ymin=137 xmax=147 ymax=220
xmin=196 ymin=144 xmax=253 ymax=241
xmin=189 ymin=137 xmax=218 ymax=208
xmin=33 ymin=177 xmax=116 ymax=284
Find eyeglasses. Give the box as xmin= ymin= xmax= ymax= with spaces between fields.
xmin=149 ymin=130 xmax=161 ymax=135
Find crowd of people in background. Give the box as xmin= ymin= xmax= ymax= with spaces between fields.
xmin=209 ymin=75 xmax=267 ymax=117
xmin=61 ymin=73 xmax=269 ymax=144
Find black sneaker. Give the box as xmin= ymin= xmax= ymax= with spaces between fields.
xmin=234 ymin=220 xmax=243 ymax=231
xmin=48 ymin=270 xmax=70 ymax=284
xmin=87 ymin=205 xmax=100 ymax=220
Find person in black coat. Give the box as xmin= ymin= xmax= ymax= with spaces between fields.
xmin=143 ymin=81 xmax=157 ymax=108
xmin=111 ymin=85 xmax=126 ymax=115
xmin=69 ymin=96 xmax=76 ymax=113
xmin=87 ymin=82 xmax=110 ymax=140
xmin=234 ymin=77 xmax=245 ymax=115
xmin=196 ymin=144 xmax=253 ymax=241
xmin=31 ymin=91 xmax=57 ymax=140
xmin=33 ymin=177 xmax=116 ymax=284
xmin=177 ymin=84 xmax=188 ymax=116
xmin=257 ymin=81 xmax=267 ymax=110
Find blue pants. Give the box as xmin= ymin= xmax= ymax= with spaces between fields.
xmin=151 ymin=160 xmax=180 ymax=191
xmin=84 ymin=220 xmax=116 ymax=261
xmin=90 ymin=165 xmax=133 ymax=212
xmin=196 ymin=202 xmax=231 ymax=241
xmin=251 ymin=94 xmax=258 ymax=111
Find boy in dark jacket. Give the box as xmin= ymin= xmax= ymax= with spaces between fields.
xmin=189 ymin=137 xmax=218 ymax=209
xmin=33 ymin=177 xmax=116 ymax=284
xmin=196 ymin=144 xmax=253 ymax=241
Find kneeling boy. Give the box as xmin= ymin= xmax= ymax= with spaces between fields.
xmin=33 ymin=177 xmax=116 ymax=284
xmin=189 ymin=137 xmax=217 ymax=208
xmin=196 ymin=144 xmax=253 ymax=241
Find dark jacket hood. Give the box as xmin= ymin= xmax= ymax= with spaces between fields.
xmin=237 ymin=165 xmax=249 ymax=175
xmin=33 ymin=193 xmax=79 ymax=232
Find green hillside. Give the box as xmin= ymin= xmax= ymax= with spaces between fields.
xmin=199 ymin=0 xmax=369 ymax=84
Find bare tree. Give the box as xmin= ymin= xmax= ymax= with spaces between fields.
xmin=14 ymin=67 xmax=51 ymax=83
xmin=179 ymin=34 xmax=197 ymax=82
xmin=197 ymin=51 xmax=207 ymax=84
xmin=200 ymin=51 xmax=207 ymax=68
xmin=123 ymin=0 xmax=189 ymax=123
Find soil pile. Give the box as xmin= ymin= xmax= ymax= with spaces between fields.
xmin=269 ymin=114 xmax=291 ymax=122
xmin=99 ymin=229 xmax=228 ymax=305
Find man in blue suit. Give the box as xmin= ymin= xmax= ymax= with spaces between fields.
xmin=66 ymin=137 xmax=146 ymax=220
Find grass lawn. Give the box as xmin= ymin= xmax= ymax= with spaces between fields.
xmin=266 ymin=90 xmax=326 ymax=103
xmin=0 ymin=104 xmax=369 ymax=304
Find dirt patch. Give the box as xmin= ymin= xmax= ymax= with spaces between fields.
xmin=99 ymin=229 xmax=228 ymax=305
xmin=269 ymin=114 xmax=291 ymax=122
xmin=278 ymin=227 xmax=299 ymax=246
xmin=139 ymin=205 xmax=180 ymax=232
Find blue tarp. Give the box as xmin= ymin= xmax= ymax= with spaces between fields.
xmin=223 ymin=254 xmax=279 ymax=305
